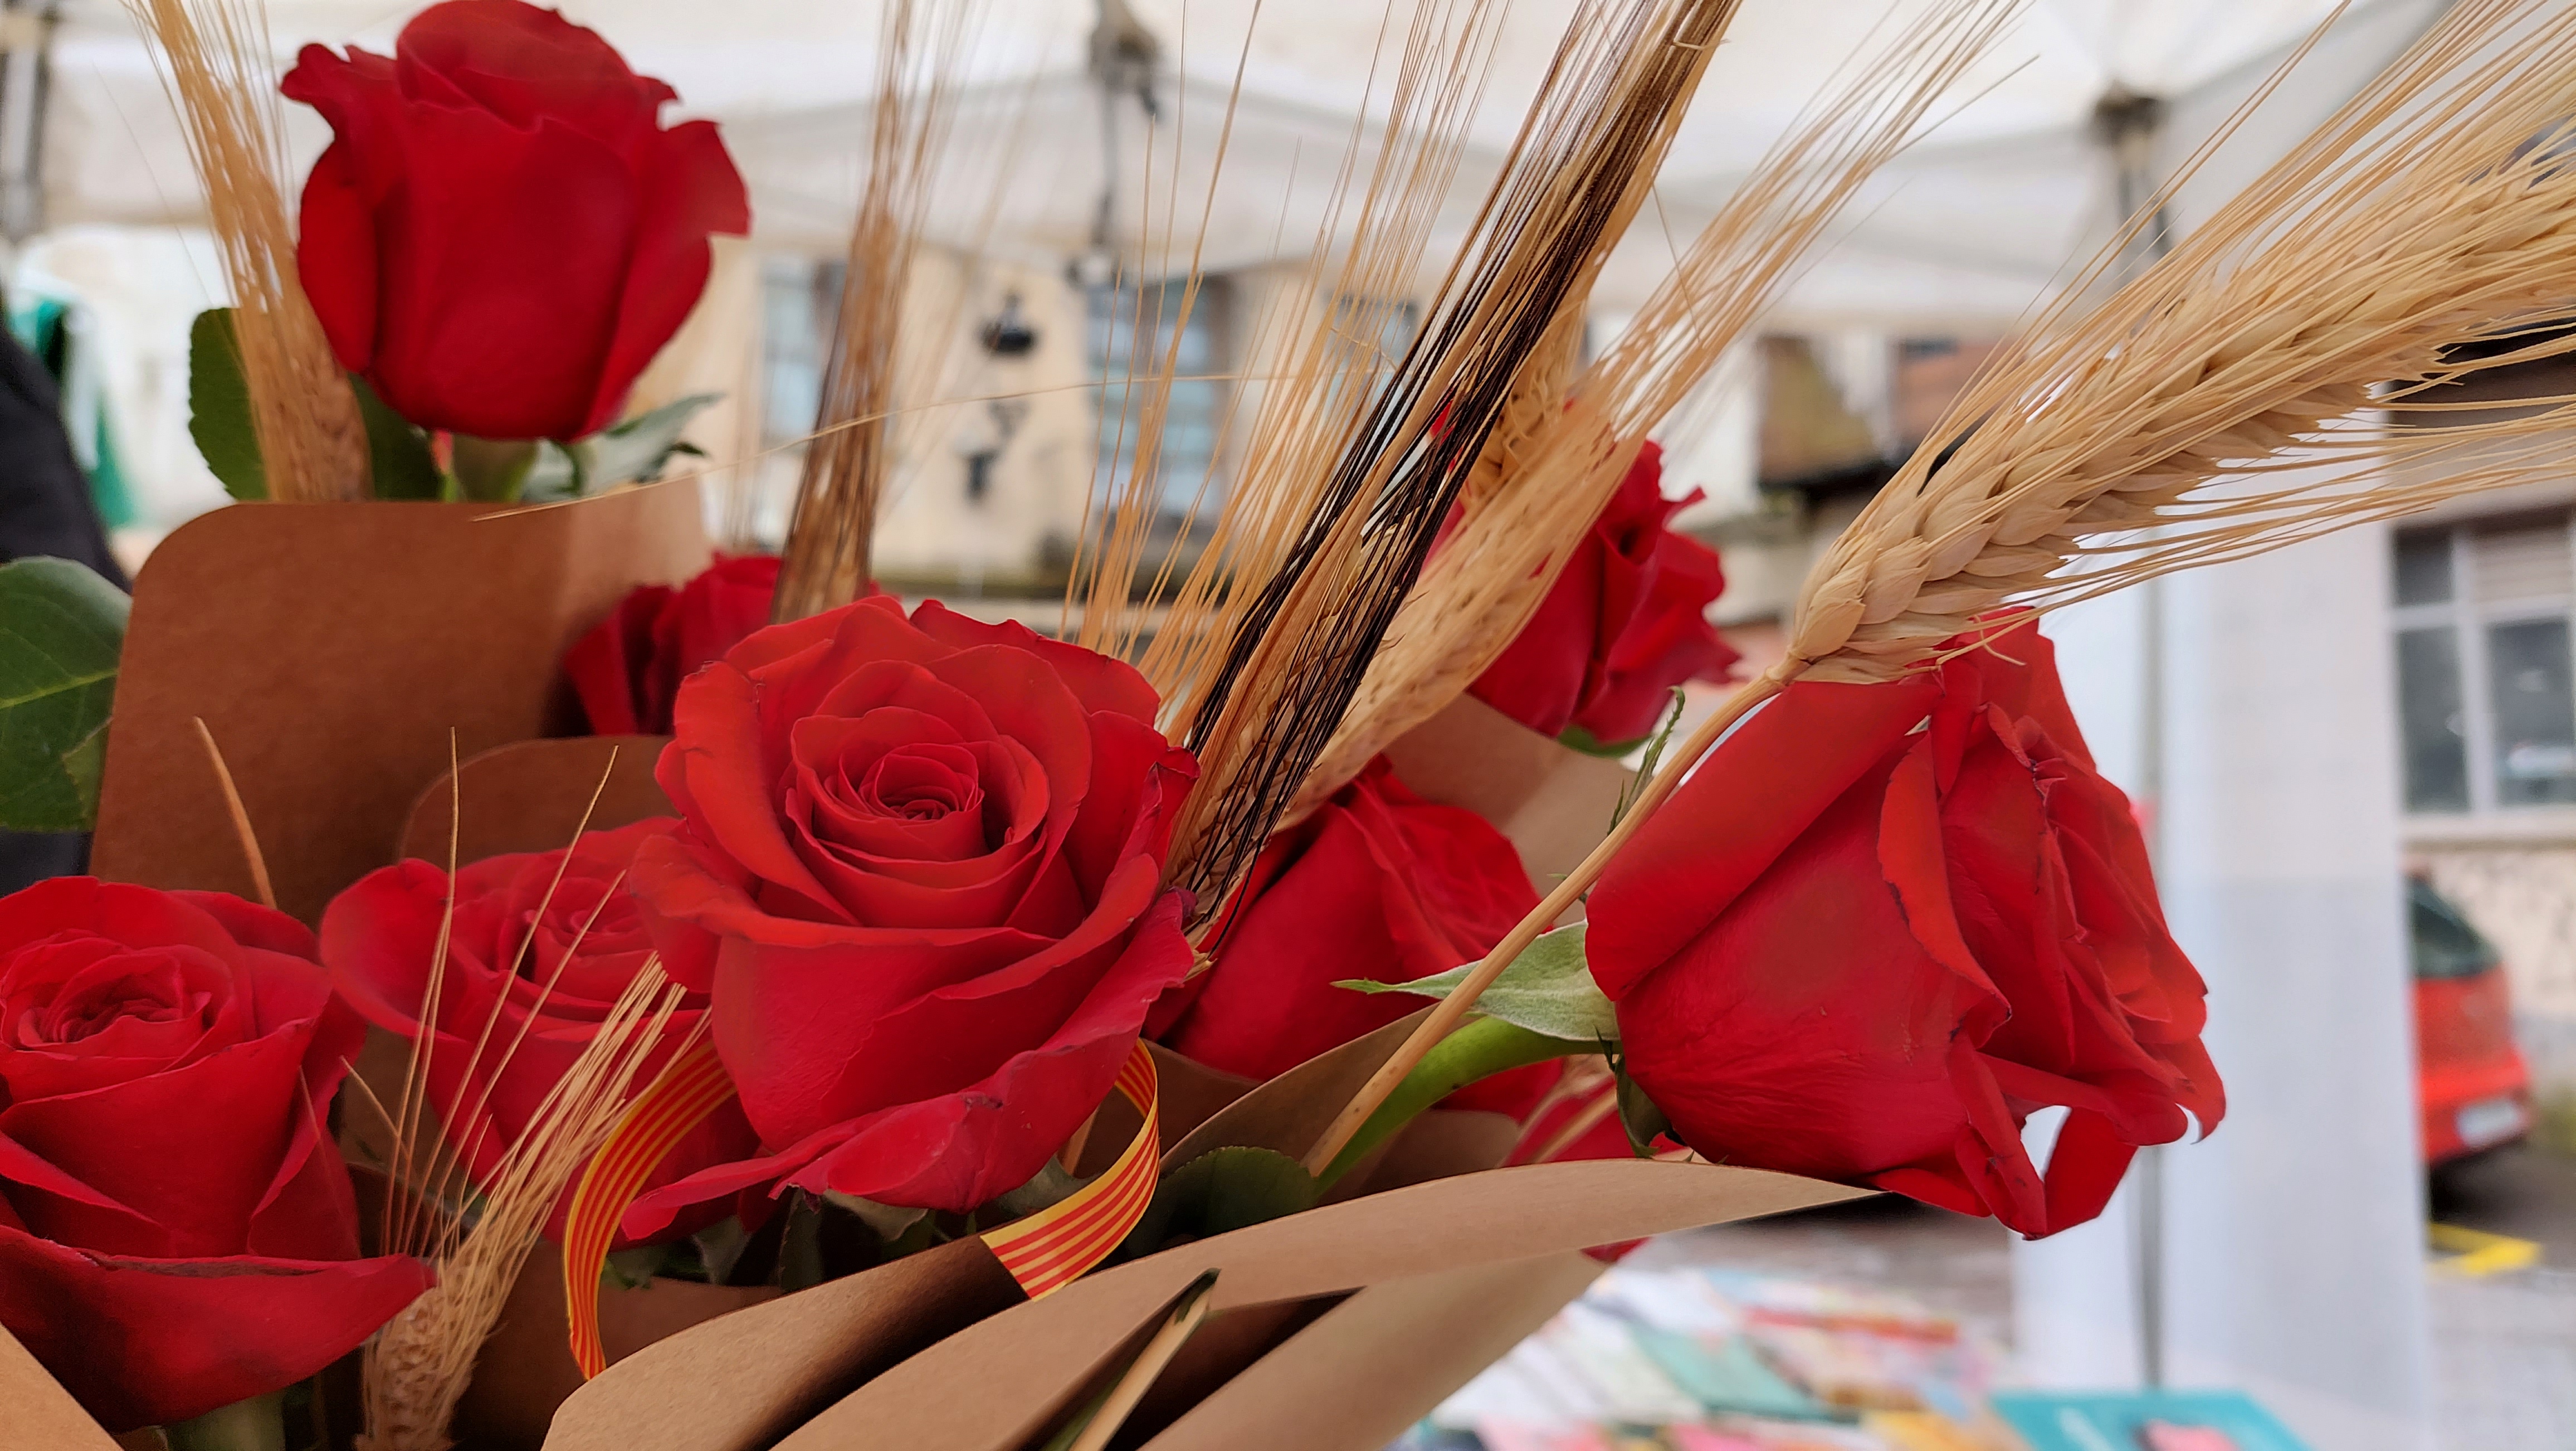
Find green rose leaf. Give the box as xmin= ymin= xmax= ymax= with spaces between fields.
xmin=0 ymin=557 xmax=130 ymax=832
xmin=528 ymin=393 xmax=720 ymax=502
xmin=1126 ymin=1146 xmax=1319 ymax=1254
xmin=187 ymin=308 xmax=265 ymax=501
xmin=1337 ymin=922 xmax=1617 ymax=1044
xmin=1616 ymin=1058 xmax=1674 ymax=1157
xmin=352 ymin=373 xmax=442 ymax=500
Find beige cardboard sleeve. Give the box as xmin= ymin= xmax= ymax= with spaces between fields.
xmin=92 ymin=488 xmax=706 ymax=921
xmin=0 ymin=1325 xmax=123 ymax=1451
xmin=1144 ymin=1252 xmax=1609 ymax=1450
xmin=783 ymin=1161 xmax=1862 ymax=1451
xmin=397 ymin=734 xmax=677 ymax=865
xmin=1382 ymin=693 xmax=1631 ymax=894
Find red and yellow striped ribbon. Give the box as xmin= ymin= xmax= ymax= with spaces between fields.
xmin=980 ymin=1041 xmax=1159 ymax=1298
xmin=561 ymin=1041 xmax=737 ymax=1378
xmin=559 ymin=1039 xmax=1162 ymax=1378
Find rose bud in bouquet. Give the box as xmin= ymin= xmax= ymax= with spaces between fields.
xmin=0 ymin=879 xmax=432 ymax=1432
xmin=564 ymin=554 xmax=784 ymax=735
xmin=284 ymin=0 xmax=750 ymax=449
xmin=622 ymin=597 xmax=1198 ymax=1227
xmin=1471 ymin=440 xmax=1738 ymax=748
xmin=320 ymin=818 xmax=758 ymax=1241
xmin=1155 ymin=757 xmax=1549 ymax=1115
xmin=1587 ymin=620 xmax=2224 ymax=1236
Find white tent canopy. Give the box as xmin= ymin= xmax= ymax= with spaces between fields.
xmin=38 ymin=0 xmax=2443 ymax=324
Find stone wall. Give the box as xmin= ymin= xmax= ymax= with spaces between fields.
xmin=2417 ymin=846 xmax=2576 ymax=1093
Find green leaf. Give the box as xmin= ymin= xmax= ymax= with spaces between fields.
xmin=162 ymin=1389 xmax=287 ymax=1451
xmin=1557 ymin=723 xmax=1647 ymax=758
xmin=824 ymin=1190 xmax=933 ymax=1241
xmin=1616 ymin=1060 xmax=1672 ymax=1157
xmin=584 ymin=393 xmax=719 ymax=488
xmin=1337 ymin=922 xmax=1617 ymax=1044
xmin=1316 ymin=1017 xmax=1588 ymax=1189
xmin=0 ymin=558 xmax=128 ymax=832
xmin=1609 ymin=686 xmax=1690 ymax=832
xmin=602 ymin=1244 xmax=670 ymax=1291
xmin=187 ymin=308 xmax=264 ymax=501
xmin=1128 ymin=1147 xmax=1318 ymax=1254
xmin=351 ymin=373 xmax=442 ymax=499
xmin=527 ymin=394 xmax=721 ymax=503
xmin=449 ymin=435 xmax=539 ymax=503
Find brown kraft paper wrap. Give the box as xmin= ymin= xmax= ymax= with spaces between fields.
xmin=92 ymin=486 xmax=708 ymax=922
xmin=398 ymin=734 xmax=677 ymax=864
xmin=1382 ymin=692 xmax=1632 ymax=898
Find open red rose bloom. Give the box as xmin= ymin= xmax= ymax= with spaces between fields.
xmin=1588 ymin=621 xmax=2224 ymax=1236
xmin=319 ymin=819 xmax=760 ymax=1241
xmin=625 ymin=596 xmax=1199 ymax=1224
xmin=0 ymin=881 xmax=431 ymax=1430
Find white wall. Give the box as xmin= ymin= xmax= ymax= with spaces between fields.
xmin=2021 ymin=523 xmax=2434 ymax=1450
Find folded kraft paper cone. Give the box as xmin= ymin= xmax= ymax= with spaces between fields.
xmin=397 ymin=734 xmax=677 ymax=864
xmin=788 ymin=1161 xmax=1861 ymax=1451
xmin=92 ymin=486 xmax=708 ymax=922
xmin=1382 ymin=692 xmax=1632 ymax=895
xmin=534 ymin=1006 xmax=1860 ymax=1451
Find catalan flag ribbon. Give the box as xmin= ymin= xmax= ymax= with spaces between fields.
xmin=560 ymin=1041 xmax=736 ymax=1378
xmin=559 ymin=1039 xmax=1163 ymax=1378
xmin=979 ymin=1042 xmax=1159 ymax=1299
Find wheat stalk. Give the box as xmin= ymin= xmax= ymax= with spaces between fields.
xmin=128 ymin=0 xmax=368 ymax=502
xmin=773 ymin=0 xmax=975 ymax=620
xmin=1305 ymin=0 xmax=2576 ymax=1174
xmin=1293 ymin=0 xmax=2020 ymax=815
xmin=1154 ymin=0 xmax=1748 ymax=917
xmin=1082 ymin=0 xmax=1513 ymax=671
xmin=359 ymin=966 xmax=692 ymax=1451
xmin=359 ymin=759 xmax=697 ymax=1450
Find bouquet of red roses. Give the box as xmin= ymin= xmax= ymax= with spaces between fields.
xmin=7 ymin=0 xmax=2576 ymax=1448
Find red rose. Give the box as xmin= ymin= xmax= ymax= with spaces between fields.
xmin=623 ymin=597 xmax=1199 ymax=1225
xmin=319 ymin=819 xmax=757 ymax=1241
xmin=1588 ymin=622 xmax=2224 ymax=1236
xmin=1471 ymin=441 xmax=1738 ymax=745
xmin=0 ymin=880 xmax=431 ymax=1431
xmin=284 ymin=0 xmax=751 ymax=441
xmin=1155 ymin=758 xmax=1540 ymax=1086
xmin=564 ymin=554 xmax=783 ymax=735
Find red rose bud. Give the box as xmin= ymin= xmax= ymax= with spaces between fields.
xmin=283 ymin=0 xmax=751 ymax=442
xmin=1588 ymin=621 xmax=2224 ymax=1237
xmin=1471 ymin=440 xmax=1738 ymax=746
xmin=0 ymin=880 xmax=432 ymax=1431
xmin=1157 ymin=758 xmax=1542 ymax=1096
xmin=563 ymin=554 xmax=783 ymax=735
xmin=624 ymin=597 xmax=1200 ymax=1225
xmin=320 ymin=819 xmax=758 ymax=1243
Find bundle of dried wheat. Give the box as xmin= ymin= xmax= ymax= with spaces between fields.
xmin=356 ymin=781 xmax=696 ymax=1451
xmin=773 ymin=0 xmax=978 ymax=621
xmin=1145 ymin=0 xmax=1748 ymax=916
xmin=1310 ymin=0 xmax=2576 ymax=1170
xmin=1079 ymin=1 xmax=1516 ymax=674
xmin=128 ymin=0 xmax=368 ymax=502
xmin=1294 ymin=0 xmax=2021 ymax=814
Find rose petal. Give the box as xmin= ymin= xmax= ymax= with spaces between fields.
xmin=0 ymin=1224 xmax=431 ymax=1433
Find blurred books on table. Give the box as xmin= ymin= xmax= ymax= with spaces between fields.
xmin=1387 ymin=1269 xmax=2311 ymax=1451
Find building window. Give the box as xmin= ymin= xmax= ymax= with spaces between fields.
xmin=1087 ymin=276 xmax=1231 ymax=519
xmin=2394 ymin=513 xmax=2576 ymax=815
xmin=758 ymin=255 xmax=846 ymax=449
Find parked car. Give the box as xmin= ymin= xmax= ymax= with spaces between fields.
xmin=2409 ymin=876 xmax=2534 ymax=1166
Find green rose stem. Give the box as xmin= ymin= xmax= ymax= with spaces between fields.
xmin=447 ymin=435 xmax=539 ymax=502
xmin=162 ymin=1390 xmax=286 ymax=1451
xmin=1313 ymin=1016 xmax=1587 ymax=1190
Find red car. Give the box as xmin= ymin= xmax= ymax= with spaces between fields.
xmin=2410 ymin=877 xmax=2534 ymax=1166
